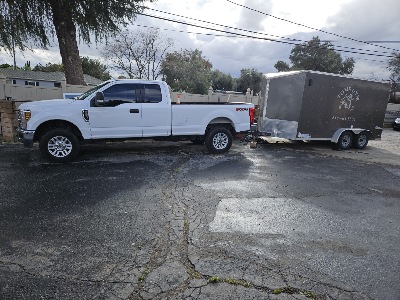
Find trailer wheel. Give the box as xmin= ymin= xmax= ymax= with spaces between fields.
xmin=205 ymin=127 xmax=232 ymax=154
xmin=336 ymin=131 xmax=353 ymax=150
xmin=353 ymin=132 xmax=368 ymax=149
xmin=39 ymin=129 xmax=80 ymax=163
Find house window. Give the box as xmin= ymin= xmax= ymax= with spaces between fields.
xmin=25 ymin=81 xmax=36 ymax=86
xmin=54 ymin=82 xmax=61 ymax=88
xmin=12 ymin=79 xmax=16 ymax=84
xmin=35 ymin=82 xmax=39 ymax=86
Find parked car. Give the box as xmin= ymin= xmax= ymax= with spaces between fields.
xmin=393 ymin=118 xmax=400 ymax=131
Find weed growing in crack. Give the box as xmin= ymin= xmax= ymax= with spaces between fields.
xmin=272 ymin=286 xmax=318 ymax=299
xmin=225 ymin=278 xmax=251 ymax=288
xmin=208 ymin=276 xmax=220 ymax=283
xmin=272 ymin=286 xmax=296 ymax=294
xmin=138 ymin=274 xmax=147 ymax=282
xmin=189 ymin=271 xmax=203 ymax=279
xmin=300 ymin=290 xmax=317 ymax=298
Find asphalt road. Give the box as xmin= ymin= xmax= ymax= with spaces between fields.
xmin=0 ymin=129 xmax=399 ymax=300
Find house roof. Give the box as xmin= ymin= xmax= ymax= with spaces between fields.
xmin=0 ymin=68 xmax=102 ymax=85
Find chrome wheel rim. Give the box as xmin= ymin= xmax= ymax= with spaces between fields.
xmin=48 ymin=136 xmax=73 ymax=157
xmin=342 ymin=134 xmax=351 ymax=148
xmin=358 ymin=135 xmax=367 ymax=146
xmin=212 ymin=132 xmax=229 ymax=150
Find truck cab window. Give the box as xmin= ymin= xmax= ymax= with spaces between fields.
xmin=102 ymin=84 xmax=139 ymax=106
xmin=143 ymin=84 xmax=162 ymax=103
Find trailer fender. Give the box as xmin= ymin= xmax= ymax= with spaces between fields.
xmin=331 ymin=128 xmax=370 ymax=143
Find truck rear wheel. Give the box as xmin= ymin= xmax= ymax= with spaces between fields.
xmin=336 ymin=131 xmax=353 ymax=150
xmin=205 ymin=127 xmax=232 ymax=154
xmin=353 ymin=132 xmax=368 ymax=149
xmin=39 ymin=129 xmax=80 ymax=163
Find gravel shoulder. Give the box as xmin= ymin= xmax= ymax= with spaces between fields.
xmin=260 ymin=128 xmax=400 ymax=166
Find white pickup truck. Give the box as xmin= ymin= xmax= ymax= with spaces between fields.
xmin=17 ymin=79 xmax=255 ymax=162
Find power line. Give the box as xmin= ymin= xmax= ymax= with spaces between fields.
xmin=226 ymin=0 xmax=400 ymax=53
xmin=147 ymin=8 xmax=393 ymax=56
xmin=132 ymin=23 xmax=389 ymax=64
xmin=137 ymin=12 xmax=395 ymax=59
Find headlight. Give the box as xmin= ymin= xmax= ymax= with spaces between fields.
xmin=18 ymin=110 xmax=31 ymax=129
xmin=395 ymin=118 xmax=400 ymax=124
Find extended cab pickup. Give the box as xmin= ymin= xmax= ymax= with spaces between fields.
xmin=17 ymin=79 xmax=255 ymax=162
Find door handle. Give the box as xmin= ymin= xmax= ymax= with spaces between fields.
xmin=130 ymin=109 xmax=140 ymax=113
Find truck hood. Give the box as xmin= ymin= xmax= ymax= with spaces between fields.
xmin=19 ymin=99 xmax=77 ymax=110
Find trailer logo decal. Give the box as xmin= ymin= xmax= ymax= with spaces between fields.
xmin=337 ymin=87 xmax=359 ymax=111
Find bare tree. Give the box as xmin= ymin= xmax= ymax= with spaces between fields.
xmin=102 ymin=28 xmax=174 ymax=80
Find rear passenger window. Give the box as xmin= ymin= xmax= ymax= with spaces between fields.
xmin=144 ymin=84 xmax=162 ymax=103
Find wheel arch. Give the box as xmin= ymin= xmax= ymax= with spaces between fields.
xmin=206 ymin=117 xmax=235 ymax=134
xmin=331 ymin=128 xmax=371 ymax=143
xmin=34 ymin=120 xmax=83 ymax=142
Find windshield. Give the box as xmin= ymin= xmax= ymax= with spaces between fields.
xmin=74 ymin=81 xmax=111 ymax=100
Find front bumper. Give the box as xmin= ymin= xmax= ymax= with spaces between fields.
xmin=16 ymin=128 xmax=35 ymax=148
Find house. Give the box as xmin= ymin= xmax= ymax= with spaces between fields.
xmin=0 ymin=68 xmax=102 ymax=88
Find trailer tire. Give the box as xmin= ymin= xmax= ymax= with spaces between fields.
xmin=205 ymin=127 xmax=232 ymax=154
xmin=336 ymin=131 xmax=353 ymax=150
xmin=353 ymin=132 xmax=368 ymax=149
xmin=39 ymin=129 xmax=80 ymax=163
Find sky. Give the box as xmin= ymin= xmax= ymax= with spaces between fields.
xmin=1 ymin=0 xmax=400 ymax=81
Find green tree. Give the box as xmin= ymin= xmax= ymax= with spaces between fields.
xmin=274 ymin=61 xmax=290 ymax=72
xmin=0 ymin=0 xmax=153 ymax=85
xmin=22 ymin=61 xmax=31 ymax=70
xmin=211 ymin=70 xmax=235 ymax=91
xmin=236 ymin=68 xmax=263 ymax=94
xmin=161 ymin=49 xmax=212 ymax=94
xmin=0 ymin=63 xmax=13 ymax=69
xmin=33 ymin=62 xmax=64 ymax=72
xmin=81 ymin=57 xmax=111 ymax=81
xmin=275 ymin=37 xmax=355 ymax=75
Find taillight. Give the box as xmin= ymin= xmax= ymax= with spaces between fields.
xmin=249 ymin=107 xmax=255 ymax=124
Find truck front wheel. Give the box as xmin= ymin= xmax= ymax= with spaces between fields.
xmin=336 ymin=131 xmax=353 ymax=150
xmin=353 ymin=132 xmax=369 ymax=149
xmin=205 ymin=127 xmax=233 ymax=154
xmin=39 ymin=129 xmax=80 ymax=163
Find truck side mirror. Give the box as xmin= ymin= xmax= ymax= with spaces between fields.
xmin=94 ymin=91 xmax=105 ymax=106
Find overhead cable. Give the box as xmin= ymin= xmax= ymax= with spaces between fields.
xmin=137 ymin=12 xmax=395 ymax=58
xmin=226 ymin=0 xmax=400 ymax=53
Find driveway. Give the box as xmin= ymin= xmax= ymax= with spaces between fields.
xmin=0 ymin=129 xmax=399 ymax=299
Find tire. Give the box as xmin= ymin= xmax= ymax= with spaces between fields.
xmin=353 ymin=132 xmax=369 ymax=149
xmin=39 ymin=129 xmax=80 ymax=163
xmin=336 ymin=131 xmax=353 ymax=150
xmin=205 ymin=127 xmax=233 ymax=154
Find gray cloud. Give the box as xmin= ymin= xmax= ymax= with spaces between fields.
xmin=237 ymin=0 xmax=273 ymax=31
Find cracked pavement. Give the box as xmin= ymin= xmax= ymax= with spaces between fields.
xmin=0 ymin=129 xmax=399 ymax=299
